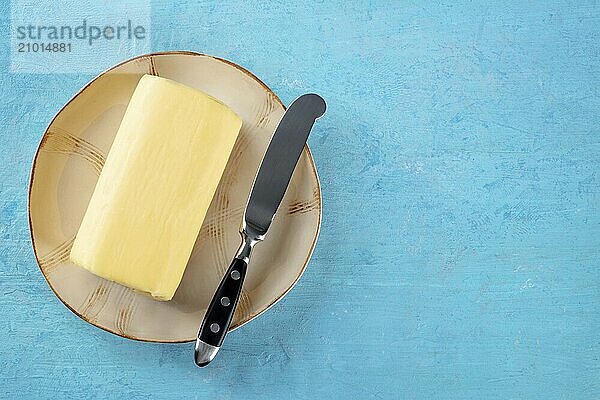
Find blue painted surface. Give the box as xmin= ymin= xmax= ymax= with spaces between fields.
xmin=1 ymin=1 xmax=599 ymax=398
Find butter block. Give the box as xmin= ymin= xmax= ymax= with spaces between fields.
xmin=70 ymin=74 xmax=242 ymax=300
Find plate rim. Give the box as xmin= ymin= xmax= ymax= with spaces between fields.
xmin=27 ymin=50 xmax=322 ymax=343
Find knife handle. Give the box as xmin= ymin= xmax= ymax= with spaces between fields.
xmin=195 ymin=256 xmax=247 ymax=366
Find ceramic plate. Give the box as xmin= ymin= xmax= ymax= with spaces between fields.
xmin=28 ymin=51 xmax=321 ymax=342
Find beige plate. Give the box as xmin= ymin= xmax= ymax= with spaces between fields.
xmin=28 ymin=51 xmax=321 ymax=342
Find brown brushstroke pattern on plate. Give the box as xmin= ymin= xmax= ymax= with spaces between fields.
xmin=256 ymin=90 xmax=277 ymax=129
xmin=288 ymin=187 xmax=321 ymax=215
xmin=38 ymin=237 xmax=74 ymax=275
xmin=114 ymin=286 xmax=137 ymax=336
xmin=148 ymin=56 xmax=158 ymax=76
xmin=41 ymin=128 xmax=106 ymax=175
xmin=79 ymin=281 xmax=112 ymax=324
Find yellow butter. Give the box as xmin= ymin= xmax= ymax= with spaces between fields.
xmin=70 ymin=74 xmax=242 ymax=300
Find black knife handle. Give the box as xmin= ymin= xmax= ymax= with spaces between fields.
xmin=198 ymin=257 xmax=247 ymax=347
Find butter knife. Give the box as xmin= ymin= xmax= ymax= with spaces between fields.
xmin=195 ymin=93 xmax=326 ymax=367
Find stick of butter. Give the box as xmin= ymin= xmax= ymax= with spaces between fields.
xmin=70 ymin=74 xmax=242 ymax=301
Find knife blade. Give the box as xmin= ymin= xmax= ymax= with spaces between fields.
xmin=195 ymin=94 xmax=326 ymax=367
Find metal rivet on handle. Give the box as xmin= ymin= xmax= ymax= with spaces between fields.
xmin=210 ymin=323 xmax=220 ymax=333
xmin=231 ymin=270 xmax=241 ymax=280
xmin=221 ymin=297 xmax=230 ymax=306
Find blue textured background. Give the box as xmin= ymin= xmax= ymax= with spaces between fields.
xmin=1 ymin=1 xmax=599 ymax=399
